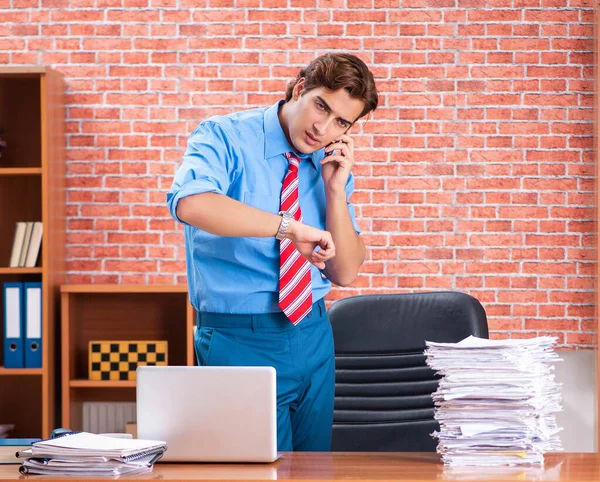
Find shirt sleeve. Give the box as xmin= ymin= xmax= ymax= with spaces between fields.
xmin=166 ymin=121 xmax=237 ymax=226
xmin=345 ymin=172 xmax=361 ymax=234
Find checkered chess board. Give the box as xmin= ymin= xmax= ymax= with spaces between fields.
xmin=89 ymin=341 xmax=168 ymax=381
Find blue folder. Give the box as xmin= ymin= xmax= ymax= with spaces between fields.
xmin=3 ymin=282 xmax=24 ymax=368
xmin=23 ymin=282 xmax=42 ymax=369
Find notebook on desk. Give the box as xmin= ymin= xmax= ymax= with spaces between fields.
xmin=136 ymin=365 xmax=279 ymax=463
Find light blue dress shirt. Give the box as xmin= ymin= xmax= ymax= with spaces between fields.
xmin=167 ymin=100 xmax=360 ymax=314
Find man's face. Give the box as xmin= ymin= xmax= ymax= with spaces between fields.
xmin=286 ymin=79 xmax=366 ymax=154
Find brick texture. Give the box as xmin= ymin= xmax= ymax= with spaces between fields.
xmin=1 ymin=1 xmax=596 ymax=347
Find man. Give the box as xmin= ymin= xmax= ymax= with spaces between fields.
xmin=167 ymin=53 xmax=378 ymax=451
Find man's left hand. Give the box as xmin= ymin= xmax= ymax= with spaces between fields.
xmin=321 ymin=134 xmax=354 ymax=195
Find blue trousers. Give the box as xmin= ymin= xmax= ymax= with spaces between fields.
xmin=195 ymin=298 xmax=334 ymax=451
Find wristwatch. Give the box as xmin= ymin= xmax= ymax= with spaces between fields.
xmin=276 ymin=211 xmax=293 ymax=240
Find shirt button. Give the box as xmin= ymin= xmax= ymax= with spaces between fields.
xmin=307 ymin=312 xmax=312 ymax=318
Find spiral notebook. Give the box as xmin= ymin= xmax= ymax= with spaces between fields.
xmin=19 ymin=432 xmax=167 ymax=461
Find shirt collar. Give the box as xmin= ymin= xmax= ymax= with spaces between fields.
xmin=264 ymin=100 xmax=320 ymax=169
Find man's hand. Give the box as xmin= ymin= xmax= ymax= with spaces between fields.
xmin=321 ymin=133 xmax=355 ymax=195
xmin=286 ymin=220 xmax=335 ymax=270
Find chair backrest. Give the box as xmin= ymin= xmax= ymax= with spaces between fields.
xmin=328 ymin=291 xmax=489 ymax=452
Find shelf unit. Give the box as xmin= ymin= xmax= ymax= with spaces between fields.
xmin=60 ymin=284 xmax=196 ymax=431
xmin=0 ymin=67 xmax=65 ymax=438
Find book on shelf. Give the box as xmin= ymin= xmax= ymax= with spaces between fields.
xmin=17 ymin=222 xmax=34 ymax=267
xmin=8 ymin=221 xmax=42 ymax=268
xmin=8 ymin=223 xmax=26 ymax=267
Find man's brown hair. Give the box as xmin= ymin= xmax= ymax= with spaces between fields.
xmin=285 ymin=53 xmax=379 ymax=121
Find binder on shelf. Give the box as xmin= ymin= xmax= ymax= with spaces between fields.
xmin=8 ymin=222 xmax=27 ymax=268
xmin=24 ymin=282 xmax=42 ymax=369
xmin=3 ymin=282 xmax=24 ymax=368
xmin=24 ymin=222 xmax=43 ymax=268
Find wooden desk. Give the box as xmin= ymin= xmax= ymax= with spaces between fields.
xmin=0 ymin=452 xmax=598 ymax=481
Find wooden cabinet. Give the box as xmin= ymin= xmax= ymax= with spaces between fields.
xmin=0 ymin=67 xmax=65 ymax=438
xmin=60 ymin=285 xmax=195 ymax=431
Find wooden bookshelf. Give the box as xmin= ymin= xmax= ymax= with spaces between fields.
xmin=0 ymin=66 xmax=65 ymax=438
xmin=596 ymin=6 xmax=600 ymax=449
xmin=0 ymin=268 xmax=43 ymax=274
xmin=0 ymin=367 xmax=43 ymax=376
xmin=0 ymin=168 xmax=43 ymax=175
xmin=60 ymin=285 xmax=196 ymax=431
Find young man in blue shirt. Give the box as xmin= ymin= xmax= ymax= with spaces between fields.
xmin=167 ymin=53 xmax=378 ymax=451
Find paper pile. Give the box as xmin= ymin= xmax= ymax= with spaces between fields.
xmin=16 ymin=432 xmax=167 ymax=476
xmin=425 ymin=336 xmax=563 ymax=466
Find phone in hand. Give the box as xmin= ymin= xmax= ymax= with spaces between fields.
xmin=325 ymin=142 xmax=337 ymax=157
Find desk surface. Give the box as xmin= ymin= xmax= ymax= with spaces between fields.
xmin=0 ymin=452 xmax=598 ymax=481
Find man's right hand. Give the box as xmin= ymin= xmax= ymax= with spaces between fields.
xmin=286 ymin=220 xmax=335 ymax=270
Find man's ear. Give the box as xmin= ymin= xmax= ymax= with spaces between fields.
xmin=293 ymin=78 xmax=305 ymax=100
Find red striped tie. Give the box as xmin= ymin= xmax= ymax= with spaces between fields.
xmin=279 ymin=152 xmax=312 ymax=324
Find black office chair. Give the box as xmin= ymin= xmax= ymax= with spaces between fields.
xmin=328 ymin=291 xmax=489 ymax=452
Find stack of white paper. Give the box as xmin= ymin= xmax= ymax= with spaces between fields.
xmin=425 ymin=336 xmax=563 ymax=467
xmin=16 ymin=432 xmax=167 ymax=476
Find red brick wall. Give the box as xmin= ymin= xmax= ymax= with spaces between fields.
xmin=1 ymin=1 xmax=596 ymax=347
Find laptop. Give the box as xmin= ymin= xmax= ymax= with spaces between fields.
xmin=136 ymin=365 xmax=278 ymax=463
